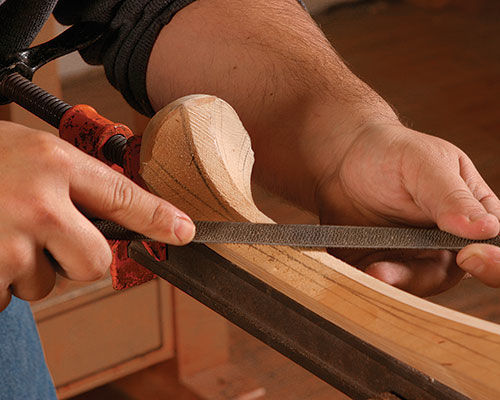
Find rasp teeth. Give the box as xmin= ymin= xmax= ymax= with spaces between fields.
xmin=89 ymin=218 xmax=500 ymax=250
xmin=192 ymin=221 xmax=500 ymax=250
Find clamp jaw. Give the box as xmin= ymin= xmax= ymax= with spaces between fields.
xmin=0 ymin=23 xmax=164 ymax=290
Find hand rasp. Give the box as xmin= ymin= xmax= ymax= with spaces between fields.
xmin=92 ymin=219 xmax=500 ymax=250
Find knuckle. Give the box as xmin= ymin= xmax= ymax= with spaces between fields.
xmin=85 ymin=268 xmax=106 ymax=281
xmin=81 ymin=242 xmax=112 ymax=281
xmin=442 ymin=188 xmax=473 ymax=205
xmin=4 ymin=236 xmax=34 ymax=272
xmin=30 ymin=202 xmax=62 ymax=231
xmin=431 ymin=136 xmax=460 ymax=154
xmin=33 ymin=133 xmax=71 ymax=169
xmin=106 ymin=178 xmax=135 ymax=215
xmin=84 ymin=260 xmax=108 ymax=281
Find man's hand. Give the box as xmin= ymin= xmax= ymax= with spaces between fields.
xmin=0 ymin=121 xmax=195 ymax=311
xmin=315 ymin=123 xmax=500 ymax=296
xmin=145 ymin=0 xmax=499 ymax=296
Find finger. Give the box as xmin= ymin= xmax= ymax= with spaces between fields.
xmin=39 ymin=203 xmax=112 ymax=281
xmin=67 ymin=150 xmax=195 ymax=245
xmin=363 ymin=250 xmax=464 ymax=297
xmin=418 ymin=168 xmax=499 ymax=240
xmin=329 ymin=247 xmax=464 ymax=296
xmin=457 ymin=244 xmax=500 ymax=287
xmin=10 ymin=247 xmax=56 ymax=301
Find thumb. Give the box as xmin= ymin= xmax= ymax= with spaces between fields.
xmin=418 ymin=171 xmax=499 ymax=240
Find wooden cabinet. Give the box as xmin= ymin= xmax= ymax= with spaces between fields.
xmin=32 ymin=278 xmax=175 ymax=398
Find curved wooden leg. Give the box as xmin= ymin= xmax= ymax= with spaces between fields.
xmin=139 ymin=95 xmax=500 ymax=400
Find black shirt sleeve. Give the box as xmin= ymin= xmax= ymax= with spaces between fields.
xmin=0 ymin=0 xmax=58 ymax=58
xmin=54 ymin=0 xmax=197 ymax=116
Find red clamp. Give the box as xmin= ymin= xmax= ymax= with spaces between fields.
xmin=59 ymin=104 xmax=165 ymax=290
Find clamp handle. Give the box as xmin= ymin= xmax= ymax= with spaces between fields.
xmin=0 ymin=22 xmax=106 ymax=104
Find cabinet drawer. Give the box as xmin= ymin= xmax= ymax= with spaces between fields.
xmin=33 ymin=277 xmax=174 ymax=398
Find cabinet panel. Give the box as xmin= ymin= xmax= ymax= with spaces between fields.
xmin=33 ymin=278 xmax=175 ymax=398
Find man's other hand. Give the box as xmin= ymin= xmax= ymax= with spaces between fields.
xmin=0 ymin=121 xmax=195 ymax=311
xmin=317 ymin=123 xmax=500 ymax=296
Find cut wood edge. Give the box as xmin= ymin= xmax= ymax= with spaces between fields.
xmin=140 ymin=95 xmax=500 ymax=399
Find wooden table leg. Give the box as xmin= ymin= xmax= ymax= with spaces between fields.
xmin=174 ymin=289 xmax=230 ymax=380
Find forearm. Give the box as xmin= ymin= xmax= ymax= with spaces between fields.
xmin=146 ymin=0 xmax=398 ymax=213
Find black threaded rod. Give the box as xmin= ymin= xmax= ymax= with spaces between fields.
xmin=0 ymin=72 xmax=71 ymax=128
xmin=102 ymin=133 xmax=128 ymax=166
xmin=0 ymin=71 xmax=128 ymax=166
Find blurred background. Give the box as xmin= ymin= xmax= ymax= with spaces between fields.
xmin=2 ymin=0 xmax=498 ymax=399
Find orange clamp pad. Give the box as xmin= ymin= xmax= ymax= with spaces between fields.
xmin=59 ymin=104 xmax=133 ymax=165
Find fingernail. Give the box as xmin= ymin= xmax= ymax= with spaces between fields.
xmin=174 ymin=215 xmax=195 ymax=243
xmin=459 ymin=254 xmax=485 ymax=274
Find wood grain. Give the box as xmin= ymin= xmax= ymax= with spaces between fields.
xmin=139 ymin=94 xmax=500 ymax=400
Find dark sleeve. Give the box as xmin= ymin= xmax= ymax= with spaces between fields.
xmin=54 ymin=0 xmax=307 ymax=117
xmin=53 ymin=0 xmax=197 ymax=116
xmin=0 ymin=0 xmax=57 ymax=58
